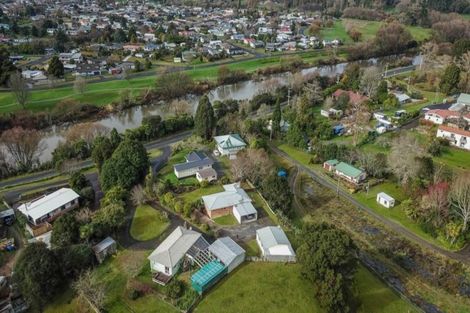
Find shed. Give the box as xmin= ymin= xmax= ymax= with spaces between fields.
xmin=376 ymin=192 xmax=395 ymax=208
xmin=93 ymin=237 xmax=117 ymax=263
xmin=208 ymin=237 xmax=245 ymax=273
xmin=256 ymin=226 xmax=296 ymax=262
xmin=191 ymin=260 xmax=227 ymax=294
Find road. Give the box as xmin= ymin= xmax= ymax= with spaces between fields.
xmin=1 ymin=131 xmax=192 ymax=204
xmin=269 ymin=144 xmax=470 ymax=265
xmin=382 ymin=65 xmax=416 ymax=78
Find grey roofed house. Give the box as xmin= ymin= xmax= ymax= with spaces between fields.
xmin=202 ymin=183 xmax=251 ymax=212
xmin=450 ymin=93 xmax=470 ymax=111
xmin=209 ymin=237 xmax=245 ymax=273
xmin=148 ymin=226 xmax=203 ymax=272
xmin=173 ymin=151 xmax=214 ymax=178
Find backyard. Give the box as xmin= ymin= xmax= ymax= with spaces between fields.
xmin=130 ymin=205 xmax=170 ymax=241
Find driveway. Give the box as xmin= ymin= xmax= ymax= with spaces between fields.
xmin=215 ymin=216 xmax=273 ymax=242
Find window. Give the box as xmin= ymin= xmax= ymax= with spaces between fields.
xmin=164 ymin=266 xmax=170 ymax=274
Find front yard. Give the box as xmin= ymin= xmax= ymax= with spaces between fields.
xmin=130 ymin=205 xmax=170 ymax=241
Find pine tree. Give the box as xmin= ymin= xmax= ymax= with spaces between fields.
xmin=194 ymin=95 xmax=215 ymax=140
xmin=48 ymin=55 xmax=64 ymax=78
xmin=440 ymin=63 xmax=461 ymax=95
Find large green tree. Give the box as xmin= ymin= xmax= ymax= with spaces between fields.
xmin=13 ymin=243 xmax=63 ymax=311
xmin=297 ymin=223 xmax=358 ymax=313
xmin=91 ymin=136 xmax=114 ymax=171
xmin=261 ymin=174 xmax=293 ymax=216
xmin=47 ymin=55 xmax=64 ymax=78
xmin=272 ymin=98 xmax=282 ymax=138
xmin=194 ymin=95 xmax=215 ymax=140
xmin=440 ymin=63 xmax=461 ymax=95
xmin=100 ymin=139 xmax=149 ymax=191
xmin=51 ymin=214 xmax=79 ymax=248
xmin=0 ymin=46 xmax=16 ymax=86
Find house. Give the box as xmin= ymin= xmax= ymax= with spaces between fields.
xmin=332 ymin=89 xmax=368 ymax=105
xmin=202 ymin=183 xmax=257 ymax=224
xmin=21 ymin=70 xmax=47 ymax=82
xmin=173 ymin=151 xmax=216 ymax=181
xmin=17 ymin=188 xmax=80 ymax=234
xmin=93 ymin=237 xmax=117 ymax=264
xmin=214 ymin=134 xmax=247 ymax=156
xmin=393 ymin=93 xmax=411 ymax=105
xmin=59 ymin=52 xmax=83 ymax=64
xmin=323 ymin=160 xmax=367 ymax=184
xmin=208 ymin=237 xmax=245 ymax=273
xmin=321 ymin=108 xmax=343 ymax=119
xmin=256 ymin=226 xmax=296 ymax=262
xmin=376 ymin=192 xmax=395 ymax=208
xmin=148 ymin=226 xmax=209 ymax=285
xmin=449 ymin=93 xmax=470 ymax=111
xmin=436 ymin=125 xmax=470 ymax=151
xmin=424 ymin=109 xmax=462 ymax=125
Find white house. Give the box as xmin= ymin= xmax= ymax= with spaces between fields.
xmin=148 ymin=226 xmax=209 ymax=284
xmin=449 ymin=93 xmax=470 ymax=111
xmin=214 ymin=134 xmax=247 ymax=156
xmin=173 ymin=151 xmax=215 ymax=180
xmin=393 ymin=93 xmax=411 ymax=105
xmin=17 ymin=188 xmax=80 ymax=227
xmin=376 ymin=192 xmax=395 ymax=208
xmin=256 ymin=226 xmax=296 ymax=262
xmin=208 ymin=237 xmax=245 ymax=273
xmin=424 ymin=109 xmax=460 ymax=125
xmin=436 ymin=125 xmax=470 ymax=151
xmin=202 ymin=183 xmax=257 ymax=224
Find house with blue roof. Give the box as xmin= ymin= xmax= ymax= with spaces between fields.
xmin=173 ymin=151 xmax=217 ymax=182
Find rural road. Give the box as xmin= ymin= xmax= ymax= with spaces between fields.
xmin=269 ymin=144 xmax=470 ymax=265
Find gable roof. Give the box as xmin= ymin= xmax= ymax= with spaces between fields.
xmin=202 ymin=183 xmax=251 ymax=211
xmin=208 ymin=237 xmax=245 ymax=266
xmin=332 ymin=89 xmax=368 ymax=105
xmin=148 ymin=226 xmax=202 ymax=268
xmin=377 ymin=192 xmax=394 ymax=202
xmin=457 ymin=93 xmax=470 ymax=105
xmin=93 ymin=236 xmax=116 ymax=254
xmin=425 ymin=109 xmax=460 ymax=119
xmin=256 ymin=226 xmax=295 ymax=256
xmin=214 ymin=134 xmax=247 ymax=149
xmin=17 ymin=188 xmax=80 ymax=222
xmin=335 ymin=162 xmax=363 ymax=178
xmin=174 ymin=151 xmax=214 ymax=172
xmin=186 ymin=151 xmax=208 ymax=162
xmin=438 ymin=125 xmax=470 ymax=137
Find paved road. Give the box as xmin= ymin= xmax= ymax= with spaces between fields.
xmin=0 ymin=130 xmax=192 ymax=190
xmin=269 ymin=144 xmax=470 ymax=265
xmin=383 ymin=65 xmax=416 ymax=78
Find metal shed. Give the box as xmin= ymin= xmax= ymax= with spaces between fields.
xmin=93 ymin=237 xmax=117 ymax=264
xmin=208 ymin=237 xmax=245 ymax=273
xmin=191 ymin=260 xmax=227 ymax=294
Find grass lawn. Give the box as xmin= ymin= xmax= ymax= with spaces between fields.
xmin=45 ymin=250 xmax=179 ymax=313
xmin=434 ymin=147 xmax=470 ymax=171
xmin=247 ymin=190 xmax=278 ymax=224
xmin=158 ymin=149 xmax=199 ymax=186
xmin=243 ymin=239 xmax=259 ymax=257
xmin=130 ymin=205 xmax=170 ymax=241
xmin=195 ymin=262 xmax=417 ymax=313
xmin=179 ymin=184 xmax=225 ymax=204
xmin=213 ymin=214 xmax=239 ymax=226
xmin=148 ymin=148 xmax=162 ymax=159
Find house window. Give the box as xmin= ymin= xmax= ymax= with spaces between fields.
xmin=164 ymin=266 xmax=170 ymax=274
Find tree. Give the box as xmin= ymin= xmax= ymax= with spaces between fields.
xmin=272 ymin=97 xmax=282 ymax=138
xmin=194 ymin=95 xmax=215 ymax=140
xmin=66 ymin=122 xmax=110 ymax=149
xmin=134 ymin=60 xmax=142 ymax=72
xmin=48 ymin=55 xmax=64 ymax=78
xmin=0 ymin=127 xmax=43 ymax=171
xmin=155 ymin=72 xmax=194 ymax=99
xmin=0 ymin=46 xmax=16 ymax=86
xmin=419 ymin=182 xmax=450 ymax=228
xmin=449 ymin=173 xmax=470 ymax=232
xmin=9 ymin=72 xmax=29 ymax=108
xmin=73 ymin=75 xmax=86 ymax=94
xmin=131 ymin=184 xmax=147 ymax=206
xmin=69 ymin=171 xmax=89 ymax=191
xmin=231 ymin=148 xmax=274 ymax=186
xmin=457 ymin=51 xmax=470 ymax=92
xmin=297 ymin=223 xmax=357 ymax=313
xmin=440 ymin=63 xmax=461 ymax=95
xmin=286 ymin=119 xmax=306 ymax=149
xmin=260 ymin=174 xmax=293 ymax=216
xmin=374 ymin=22 xmax=413 ymax=55
xmin=388 ymin=133 xmax=426 ymax=185
xmin=73 ymin=270 xmax=106 ymax=312
xmin=93 ymin=202 xmax=127 ymax=234
xmin=13 ymin=243 xmax=63 ymax=310
xmin=100 ymin=139 xmax=149 ymax=191
xmin=360 ymin=66 xmax=381 ymax=98
xmin=51 ymin=214 xmax=79 ymax=248
xmin=91 ymin=136 xmax=114 ymax=171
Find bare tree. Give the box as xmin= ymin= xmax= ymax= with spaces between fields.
xmin=348 ymin=101 xmax=371 ymax=146
xmin=131 ymin=184 xmax=147 ymax=206
xmin=9 ymin=72 xmax=29 ymax=109
xmin=74 ymin=76 xmax=87 ymax=94
xmin=360 ymin=66 xmax=381 ymax=98
xmin=65 ymin=122 xmax=110 ymax=148
xmin=419 ymin=182 xmax=450 ymax=228
xmin=0 ymin=127 xmax=44 ymax=171
xmin=0 ymin=149 xmax=12 ymax=178
xmin=231 ymin=148 xmax=274 ymax=185
xmin=73 ymin=270 xmax=106 ymax=313
xmin=168 ymin=99 xmax=191 ymax=116
xmin=449 ymin=173 xmax=470 ymax=232
xmin=458 ymin=51 xmax=470 ymax=92
xmin=388 ymin=133 xmax=426 ymax=185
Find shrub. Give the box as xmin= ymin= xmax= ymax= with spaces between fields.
xmin=165 ymin=280 xmax=184 ymax=300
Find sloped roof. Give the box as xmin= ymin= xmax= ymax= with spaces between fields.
xmin=148 ymin=226 xmax=202 ymax=268
xmin=214 ymin=134 xmax=247 ymax=149
xmin=438 ymin=125 xmax=470 ymax=137
xmin=335 ymin=162 xmax=363 ymax=178
xmin=209 ymin=237 xmax=245 ymax=266
xmin=202 ymin=183 xmax=251 ymax=211
xmin=377 ymin=192 xmax=394 ymax=202
xmin=93 ymin=236 xmax=116 ymax=254
xmin=17 ymin=188 xmax=80 ymax=221
xmin=197 ymin=167 xmax=217 ymax=179
xmin=234 ymin=202 xmax=257 ymax=217
xmin=457 ymin=93 xmax=470 ymax=105
xmin=256 ymin=226 xmax=295 ymax=256
xmin=425 ymin=109 xmax=460 ymax=119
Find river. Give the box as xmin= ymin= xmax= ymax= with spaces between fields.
xmin=35 ymin=54 xmax=422 ymax=162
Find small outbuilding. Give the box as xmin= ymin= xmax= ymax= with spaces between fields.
xmin=376 ymin=192 xmax=395 ymax=208
xmin=93 ymin=237 xmax=117 ymax=263
xmin=208 ymin=237 xmax=245 ymax=273
xmin=256 ymin=226 xmax=296 ymax=263
xmin=191 ymin=260 xmax=227 ymax=294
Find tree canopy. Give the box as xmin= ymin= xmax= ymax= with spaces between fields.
xmin=194 ymin=95 xmax=215 ymax=140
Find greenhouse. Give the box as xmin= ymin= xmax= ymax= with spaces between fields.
xmin=191 ymin=260 xmax=227 ymax=294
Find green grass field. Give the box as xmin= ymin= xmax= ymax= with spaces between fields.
xmin=179 ymin=184 xmax=224 ymax=204
xmin=434 ymin=147 xmax=470 ymax=171
xmin=130 ymin=205 xmax=170 ymax=241
xmin=213 ymin=214 xmax=238 ymax=225
xmin=195 ymin=262 xmax=418 ymax=313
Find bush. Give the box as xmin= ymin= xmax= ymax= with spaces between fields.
xmin=128 ymin=289 xmax=142 ymax=300
xmin=165 ymin=280 xmax=184 ymax=300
